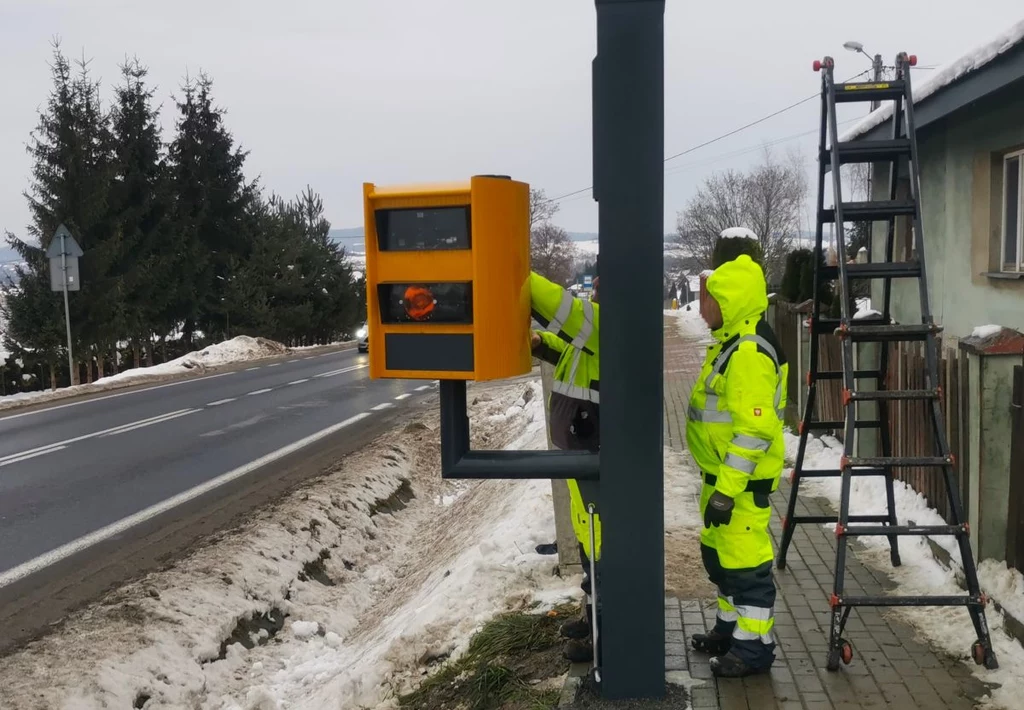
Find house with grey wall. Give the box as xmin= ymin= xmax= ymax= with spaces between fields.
xmin=844 ymin=21 xmax=1024 ymax=564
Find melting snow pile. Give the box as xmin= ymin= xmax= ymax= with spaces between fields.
xmin=0 ymin=378 xmax=578 ymax=710
xmin=786 ymin=432 xmax=1024 ymax=709
xmin=971 ymin=324 xmax=1004 ymax=340
xmin=96 ymin=336 xmax=288 ymax=385
xmin=0 ymin=336 xmax=292 ymax=411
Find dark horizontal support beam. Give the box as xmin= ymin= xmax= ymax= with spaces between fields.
xmin=444 ymin=450 xmax=600 ymax=480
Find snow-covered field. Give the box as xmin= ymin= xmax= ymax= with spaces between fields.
xmin=0 ymin=336 xmax=302 ymax=413
xmin=0 ymin=378 xmax=579 ymax=710
xmin=788 ymin=433 xmax=1024 ymax=710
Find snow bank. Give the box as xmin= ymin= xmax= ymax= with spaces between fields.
xmin=786 ymin=432 xmax=1024 ymax=709
xmin=971 ymin=324 xmax=1003 ymax=340
xmin=841 ymin=19 xmax=1024 ymax=142
xmin=95 ymin=336 xmax=287 ymax=386
xmin=668 ymin=304 xmax=713 ymax=344
xmin=0 ymin=336 xmax=292 ymax=412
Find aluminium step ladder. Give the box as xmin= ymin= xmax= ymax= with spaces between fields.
xmin=776 ymin=52 xmax=998 ymax=672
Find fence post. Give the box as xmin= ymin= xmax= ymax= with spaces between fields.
xmin=540 ymin=360 xmax=583 ymax=574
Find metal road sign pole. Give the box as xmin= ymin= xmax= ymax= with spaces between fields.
xmin=593 ymin=0 xmax=665 ymax=698
xmin=60 ymin=230 xmax=74 ymax=383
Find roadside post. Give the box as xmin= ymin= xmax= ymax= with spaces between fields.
xmin=46 ymin=223 xmax=83 ymax=385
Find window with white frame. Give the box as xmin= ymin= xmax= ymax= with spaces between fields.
xmin=1004 ymin=149 xmax=1024 ymax=272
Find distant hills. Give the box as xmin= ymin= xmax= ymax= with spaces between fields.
xmin=329 ymin=228 xmax=601 ymax=243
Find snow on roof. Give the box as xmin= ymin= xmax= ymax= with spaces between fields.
xmin=971 ymin=324 xmax=1003 ymax=340
xmin=841 ymin=18 xmax=1024 ymax=142
xmin=719 ymin=227 xmax=759 ymax=241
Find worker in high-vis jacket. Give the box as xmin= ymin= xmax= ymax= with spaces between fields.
xmin=686 ymin=252 xmax=788 ymax=678
xmin=529 ymin=264 xmax=600 ymax=664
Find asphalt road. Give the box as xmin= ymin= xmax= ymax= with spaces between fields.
xmin=0 ymin=348 xmax=430 ymax=585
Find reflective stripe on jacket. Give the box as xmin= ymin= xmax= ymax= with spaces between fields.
xmin=686 ymin=255 xmax=788 ymax=500
xmin=530 ymin=272 xmax=601 ymax=560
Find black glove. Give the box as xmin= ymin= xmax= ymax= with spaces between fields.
xmin=704 ymin=491 xmax=735 ymax=528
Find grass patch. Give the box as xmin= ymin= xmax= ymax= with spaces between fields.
xmin=399 ymin=604 xmax=577 ymax=710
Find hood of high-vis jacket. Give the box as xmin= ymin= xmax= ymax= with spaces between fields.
xmin=706 ymin=255 xmax=769 ymax=342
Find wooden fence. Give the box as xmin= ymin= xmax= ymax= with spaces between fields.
xmin=770 ymin=302 xmax=968 ymax=523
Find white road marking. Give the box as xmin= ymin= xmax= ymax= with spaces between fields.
xmin=288 ymin=379 xmax=310 ymax=386
xmin=314 ymin=364 xmax=367 ymax=379
xmin=267 ymin=363 xmax=281 ymax=368
xmin=0 ymin=412 xmax=372 ymax=589
xmin=246 ymin=367 xmax=260 ymax=372
xmin=0 ymin=409 xmax=198 ymax=464
xmin=99 ymin=409 xmax=198 ymax=438
xmin=303 ymin=356 xmax=315 ymax=361
xmin=0 ymin=445 xmax=68 ymax=468
xmin=207 ymin=398 xmax=236 ymax=407
xmin=247 ymin=388 xmax=273 ymax=396
xmin=371 ymin=402 xmax=394 ymax=411
xmin=0 ymin=371 xmax=237 ymax=424
xmin=394 ymin=393 xmax=411 ymax=400
xmin=288 ymin=359 xmax=299 ymax=364
xmin=415 ymin=385 xmax=431 ymax=391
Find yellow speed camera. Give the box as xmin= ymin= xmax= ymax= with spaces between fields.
xmin=363 ymin=175 xmax=531 ymax=381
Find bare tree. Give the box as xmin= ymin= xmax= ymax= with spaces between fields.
xmin=530 ymin=188 xmax=560 ymax=228
xmin=673 ymin=170 xmax=746 ymax=270
xmin=531 ymin=222 xmax=577 ymax=285
xmin=743 ymin=150 xmax=808 ymax=280
xmin=674 ymin=151 xmax=807 ymax=281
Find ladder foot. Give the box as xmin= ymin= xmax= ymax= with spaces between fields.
xmin=889 ymin=548 xmax=902 ymax=568
xmin=972 ymin=640 xmax=999 ymax=670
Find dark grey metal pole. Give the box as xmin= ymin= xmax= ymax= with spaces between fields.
xmin=60 ymin=232 xmax=74 ymax=385
xmin=593 ymin=0 xmax=665 ymax=698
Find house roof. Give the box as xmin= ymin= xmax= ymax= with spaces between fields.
xmin=842 ymin=19 xmax=1024 ymax=142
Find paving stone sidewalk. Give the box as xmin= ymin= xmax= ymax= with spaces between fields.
xmin=662 ymin=314 xmax=992 ymax=710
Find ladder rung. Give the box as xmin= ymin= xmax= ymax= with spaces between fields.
xmin=821 ymin=261 xmax=922 ymax=280
xmin=849 ymin=389 xmax=940 ymax=402
xmin=823 ymin=200 xmax=917 ymax=223
xmin=838 ymin=595 xmax=983 ymax=608
xmin=813 ymin=370 xmax=880 ymax=381
xmin=795 ymin=467 xmax=888 ymax=478
xmin=839 ymin=524 xmax=966 ymax=537
xmin=832 ymin=138 xmax=912 ymax=164
xmin=789 ymin=515 xmax=890 ymax=525
xmin=810 ymin=317 xmax=888 ymax=335
xmin=841 ymin=323 xmax=941 ymax=343
xmin=833 ymin=81 xmax=906 ymax=104
xmin=803 ymin=420 xmax=883 ymax=431
xmin=847 ymin=456 xmax=950 ymax=468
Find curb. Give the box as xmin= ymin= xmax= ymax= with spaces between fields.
xmin=558 ymin=663 xmax=591 ymax=707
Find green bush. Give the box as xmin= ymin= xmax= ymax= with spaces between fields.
xmin=711 ymin=236 xmax=763 ymax=269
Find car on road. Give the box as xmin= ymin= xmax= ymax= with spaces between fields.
xmin=356 ymin=322 xmax=369 ymax=353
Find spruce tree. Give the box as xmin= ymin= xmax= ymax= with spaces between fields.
xmin=110 ymin=57 xmax=172 ymax=366
xmin=167 ymin=74 xmax=251 ymax=346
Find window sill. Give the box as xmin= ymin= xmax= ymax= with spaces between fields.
xmin=984 ymin=271 xmax=1024 ymax=280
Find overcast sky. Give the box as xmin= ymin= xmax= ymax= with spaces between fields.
xmin=2 ymin=1 xmax=1022 ymax=243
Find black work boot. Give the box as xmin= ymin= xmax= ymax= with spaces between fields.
xmin=710 ymin=651 xmax=771 ymax=678
xmin=563 ymin=639 xmax=594 ymax=663
xmin=691 ymin=629 xmax=732 ymax=655
xmin=559 ymin=606 xmax=592 ymax=640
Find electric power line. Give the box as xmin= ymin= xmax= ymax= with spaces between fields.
xmin=543 ymin=68 xmax=872 ymax=205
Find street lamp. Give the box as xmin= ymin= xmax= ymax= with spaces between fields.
xmin=844 ymin=40 xmax=885 ymax=109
